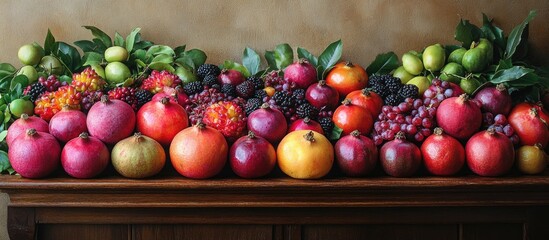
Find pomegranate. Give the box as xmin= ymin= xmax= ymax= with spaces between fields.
xmin=61 ymin=132 xmax=110 ymax=178
xmin=435 ymin=94 xmax=482 ymax=140
xmin=8 ymin=129 xmax=61 ymax=178
xmin=247 ymin=103 xmax=288 ymax=145
xmin=284 ymin=59 xmax=317 ymax=89
xmin=170 ymin=121 xmax=228 ymax=179
xmin=86 ymin=95 xmax=136 ymax=145
xmin=334 ymin=130 xmax=378 ymax=177
xmin=288 ymin=117 xmax=324 ymax=134
xmin=111 ymin=133 xmax=166 ymax=178
xmin=332 ymin=99 xmax=373 ymax=136
xmin=49 ymin=106 xmax=88 ymax=143
xmin=421 ymin=127 xmax=465 ymax=176
xmin=473 ymin=84 xmax=512 ymax=115
xmin=345 ymin=88 xmax=383 ymax=119
xmin=325 ymin=61 xmax=368 ymax=97
xmin=230 ymin=131 xmax=277 ymax=178
xmin=217 ymin=69 xmax=245 ymax=85
xmin=379 ymin=132 xmax=422 ymax=177
xmin=151 ymin=86 xmax=189 ymax=106
xmin=465 ymin=128 xmax=515 ymax=176
xmin=305 ymin=80 xmax=340 ymax=110
xmin=277 ymin=130 xmax=334 ymax=179
xmin=6 ymin=113 xmax=48 ymax=146
xmin=508 ymin=106 xmax=549 ymax=148
xmin=137 ymin=97 xmax=189 ymax=147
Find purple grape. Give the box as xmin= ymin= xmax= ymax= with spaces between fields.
xmin=424 ymin=89 xmax=435 ymax=98
xmin=441 ymin=80 xmax=450 ymax=88
xmin=412 ymin=117 xmax=422 ymax=126
xmin=494 ymin=114 xmax=507 ymax=125
xmin=422 ymin=118 xmax=433 ymax=128
xmin=406 ymin=124 xmax=418 ymax=135
xmin=503 ymin=124 xmax=514 ymax=137
xmin=444 ymin=88 xmax=454 ymax=98
xmin=414 ymin=132 xmax=425 ymax=142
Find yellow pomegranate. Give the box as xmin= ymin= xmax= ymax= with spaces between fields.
xmin=277 ymin=130 xmax=334 ymax=179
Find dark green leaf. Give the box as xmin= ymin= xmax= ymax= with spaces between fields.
xmin=74 ymin=40 xmax=97 ymax=53
xmin=149 ymin=62 xmax=175 ymax=73
xmin=114 ymin=32 xmax=125 ymax=47
xmin=125 ymin=28 xmax=141 ymax=53
xmin=175 ymin=57 xmax=195 ymax=70
xmin=151 ymin=54 xmax=174 ymax=64
xmin=146 ymin=45 xmax=175 ymax=58
xmin=3 ymin=107 xmax=11 ymax=124
xmin=481 ymin=13 xmax=505 ymax=50
xmin=58 ymin=75 xmax=72 ymax=84
xmin=297 ymin=47 xmax=318 ymax=67
xmin=10 ymin=75 xmax=28 ymax=93
xmin=495 ymin=59 xmax=513 ymax=72
xmin=490 ymin=66 xmax=535 ymax=84
xmin=133 ymin=41 xmax=153 ymax=51
xmin=504 ymin=10 xmax=536 ymax=59
xmin=222 ymin=60 xmax=251 ymax=77
xmin=318 ymin=40 xmax=343 ymax=71
xmin=0 ymin=150 xmax=11 ymax=173
xmin=44 ymin=29 xmax=56 ymax=55
xmin=509 ymin=72 xmax=538 ymax=87
xmin=81 ymin=52 xmax=103 ymax=66
xmin=327 ymin=125 xmax=343 ymax=141
xmin=0 ymin=63 xmax=16 ymax=73
xmin=83 ymin=26 xmax=112 ymax=48
xmin=183 ymin=49 xmax=207 ymax=68
xmin=243 ymin=47 xmax=261 ymax=75
xmin=56 ymin=42 xmax=81 ymax=71
xmin=132 ymin=49 xmax=147 ymax=62
xmin=265 ymin=51 xmax=276 ymax=70
xmin=454 ymin=19 xmax=482 ymax=48
xmin=274 ymin=43 xmax=293 ymax=70
xmin=91 ymin=38 xmax=107 ymax=53
xmin=366 ymin=52 xmax=399 ymax=76
xmin=174 ymin=45 xmax=186 ymax=57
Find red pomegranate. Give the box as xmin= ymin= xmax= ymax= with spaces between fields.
xmin=229 ymin=131 xmax=277 ymax=178
xmin=288 ymin=117 xmax=324 ymax=134
xmin=218 ymin=69 xmax=245 ymax=85
xmin=345 ymin=88 xmax=383 ymax=119
xmin=86 ymin=96 xmax=136 ymax=145
xmin=435 ymin=94 xmax=482 ymax=140
xmin=379 ymin=132 xmax=422 ymax=177
xmin=473 ymin=84 xmax=512 ymax=115
xmin=465 ymin=128 xmax=515 ymax=176
xmin=508 ymin=106 xmax=549 ymax=148
xmin=151 ymin=86 xmax=189 ymax=106
xmin=421 ymin=127 xmax=465 ymax=176
xmin=332 ymin=99 xmax=373 ymax=136
xmin=247 ymin=104 xmax=288 ymax=145
xmin=335 ymin=130 xmax=378 ymax=177
xmin=8 ymin=129 xmax=61 ymax=178
xmin=170 ymin=121 xmax=228 ymax=179
xmin=6 ymin=113 xmax=49 ymax=147
xmin=137 ymin=97 xmax=189 ymax=146
xmin=284 ymin=59 xmax=318 ymax=89
xmin=49 ymin=106 xmax=88 ymax=143
xmin=305 ymin=80 xmax=340 ymax=110
xmin=61 ymin=132 xmax=110 ymax=178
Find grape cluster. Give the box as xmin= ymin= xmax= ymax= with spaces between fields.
xmin=483 ymin=112 xmax=520 ymax=145
xmin=422 ymin=79 xmax=455 ymax=108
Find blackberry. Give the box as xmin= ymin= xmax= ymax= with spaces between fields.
xmin=385 ymin=75 xmax=403 ymax=94
xmin=202 ymin=74 xmax=218 ymax=87
xmin=196 ymin=64 xmax=221 ymax=79
xmin=272 ymin=91 xmax=295 ymax=107
xmin=398 ymin=84 xmax=419 ymax=99
xmin=254 ymin=89 xmax=268 ymax=100
xmin=235 ymin=81 xmax=255 ymax=98
xmin=319 ymin=117 xmax=335 ymax=134
xmin=296 ymin=103 xmax=319 ymax=120
xmin=247 ymin=75 xmax=264 ymax=90
xmin=24 ymin=83 xmax=46 ymax=102
xmin=367 ymin=75 xmax=389 ymax=97
xmin=183 ymin=81 xmax=204 ymax=95
xmin=384 ymin=94 xmax=402 ymax=106
xmin=221 ymin=84 xmax=237 ymax=97
xmin=245 ymin=98 xmax=262 ymax=115
xmin=292 ymin=88 xmax=307 ymax=106
xmin=135 ymin=88 xmax=154 ymax=109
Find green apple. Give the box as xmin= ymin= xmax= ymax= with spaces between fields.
xmin=40 ymin=56 xmax=64 ymax=75
xmin=402 ymin=52 xmax=423 ymax=75
xmin=18 ymin=44 xmax=44 ymax=66
xmin=407 ymin=76 xmax=430 ymax=95
xmin=105 ymin=62 xmax=131 ymax=84
xmin=104 ymin=46 xmax=129 ymax=63
xmin=17 ymin=65 xmax=39 ymax=83
xmin=9 ymin=99 xmax=34 ymax=118
xmin=448 ymin=48 xmax=467 ymax=64
xmin=393 ymin=66 xmax=415 ymax=84
xmin=422 ymin=44 xmax=446 ymax=72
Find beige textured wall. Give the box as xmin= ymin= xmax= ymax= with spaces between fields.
xmin=0 ymin=0 xmax=548 ymax=239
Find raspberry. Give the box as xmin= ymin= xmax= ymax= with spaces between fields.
xmin=108 ymin=87 xmax=138 ymax=111
xmin=71 ymin=67 xmax=106 ymax=92
xmin=141 ymin=70 xmax=182 ymax=94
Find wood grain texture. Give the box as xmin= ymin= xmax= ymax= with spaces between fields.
xmin=36 ymin=224 xmax=129 ymax=240
xmin=132 ymin=225 xmax=273 ymax=240
xmin=301 ymin=224 xmax=459 ymax=240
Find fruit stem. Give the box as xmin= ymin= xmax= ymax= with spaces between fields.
xmin=486 ymin=127 xmax=496 ymax=135
xmin=361 ymin=88 xmax=371 ymax=96
xmin=345 ymin=61 xmax=354 ymax=67
xmin=161 ymin=97 xmax=170 ymax=105
xmin=303 ymin=117 xmax=311 ymax=124
xmin=496 ymin=84 xmax=507 ymax=92
xmin=79 ymin=132 xmax=89 ymax=139
xmin=195 ymin=119 xmax=206 ymax=129
xmin=395 ymin=131 xmax=406 ymax=140
xmin=20 ymin=113 xmax=29 ymax=120
xmin=134 ymin=132 xmax=144 ymax=142
xmin=100 ymin=95 xmax=110 ymax=103
xmin=458 ymin=93 xmax=470 ymax=102
xmin=61 ymin=104 xmax=71 ymax=111
xmin=350 ymin=130 xmax=361 ymax=137
xmin=298 ymin=58 xmax=308 ymax=64
xmin=303 ymin=131 xmax=316 ymax=142
xmin=534 ymin=143 xmax=543 ymax=150
xmin=341 ymin=99 xmax=351 ymax=106
xmin=318 ymin=80 xmax=326 ymax=86
xmin=433 ymin=127 xmax=443 ymax=136
xmin=260 ymin=103 xmax=270 ymax=109
xmin=26 ymin=128 xmax=37 ymax=136
xmin=247 ymin=130 xmax=256 ymax=139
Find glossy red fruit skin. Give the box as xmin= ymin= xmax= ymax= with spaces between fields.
xmin=151 ymin=86 xmax=189 ymax=106
xmin=473 ymin=84 xmax=512 ymax=115
xmin=345 ymin=88 xmax=383 ymax=119
xmin=218 ymin=69 xmax=245 ymax=85
xmin=379 ymin=134 xmax=422 ymax=177
xmin=87 ymin=97 xmax=136 ymax=145
xmin=435 ymin=94 xmax=482 ymax=140
xmin=247 ymin=105 xmax=288 ymax=145
xmin=421 ymin=128 xmax=465 ymax=176
xmin=305 ymin=80 xmax=339 ymax=110
xmin=284 ymin=59 xmax=318 ymax=89
xmin=325 ymin=62 xmax=368 ymax=97
xmin=335 ymin=131 xmax=378 ymax=177
xmin=137 ymin=97 xmax=189 ymax=146
xmin=61 ymin=133 xmax=110 ymax=179
xmin=466 ymin=130 xmax=515 ymax=177
xmin=230 ymin=132 xmax=277 ymax=178
xmin=49 ymin=108 xmax=88 ymax=143
xmin=332 ymin=100 xmax=373 ymax=136
xmin=6 ymin=114 xmax=49 ymax=147
xmin=8 ymin=129 xmax=61 ymax=179
xmin=508 ymin=105 xmax=549 ymax=148
xmin=288 ymin=118 xmax=324 ymax=135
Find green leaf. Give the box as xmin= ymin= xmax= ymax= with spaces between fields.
xmin=243 ymin=47 xmax=261 ymax=75
xmin=174 ymin=45 xmax=186 ymax=57
xmin=366 ymin=52 xmax=399 ymax=76
xmin=510 ymin=72 xmax=538 ymax=87
xmin=504 ymin=10 xmax=536 ymax=59
xmin=0 ymin=150 xmax=11 ymax=174
xmin=222 ymin=60 xmax=251 ymax=77
xmin=125 ymin=28 xmax=141 ymax=53
xmin=81 ymin=52 xmax=103 ymax=66
xmin=133 ymin=41 xmax=154 ymax=51
xmin=0 ymin=63 xmax=16 ymax=73
xmin=318 ymin=40 xmax=343 ymax=79
xmin=481 ymin=13 xmax=505 ymax=50
xmin=132 ymin=49 xmax=147 ymax=62
xmin=3 ymin=108 xmax=10 ymax=124
xmin=327 ymin=125 xmax=343 ymax=141
xmin=175 ymin=57 xmax=195 ymax=70
xmin=10 ymin=75 xmax=28 ymax=93
xmin=56 ymin=42 xmax=82 ymax=71
xmin=0 ymin=130 xmax=6 ymax=142
xmin=44 ymin=29 xmax=56 ymax=55
xmin=264 ymin=51 xmax=277 ymax=70
xmin=148 ymin=62 xmax=175 ymax=73
xmin=114 ymin=32 xmax=125 ymax=47
xmin=297 ymin=47 xmax=318 ymax=67
xmin=490 ymin=66 xmax=535 ymax=84
xmin=151 ymin=54 xmax=174 ymax=64
xmin=274 ymin=43 xmax=293 ymax=70
xmin=183 ymin=49 xmax=207 ymax=69
xmin=74 ymin=40 xmax=97 ymax=53
xmin=146 ymin=45 xmax=175 ymax=57
xmin=454 ymin=19 xmax=482 ymax=48
xmin=82 ymin=26 xmax=112 ymax=48
xmin=58 ymin=75 xmax=72 ymax=84
xmin=495 ymin=59 xmax=513 ymax=72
